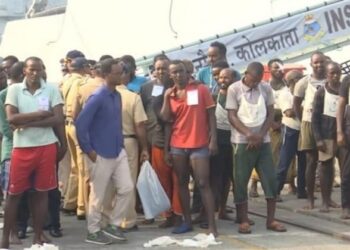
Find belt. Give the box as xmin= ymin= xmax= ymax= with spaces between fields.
xmin=65 ymin=120 xmax=74 ymax=125
xmin=124 ymin=134 xmax=137 ymax=139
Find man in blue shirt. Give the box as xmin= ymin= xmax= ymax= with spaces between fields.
xmin=76 ymin=58 xmax=134 ymax=245
xmin=121 ymin=55 xmax=148 ymax=93
xmin=196 ymin=41 xmax=240 ymax=95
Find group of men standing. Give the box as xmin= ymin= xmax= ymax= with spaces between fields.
xmin=0 ymin=40 xmax=349 ymax=249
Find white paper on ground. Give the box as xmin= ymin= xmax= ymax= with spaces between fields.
xmin=143 ymin=233 xmax=222 ymax=248
xmin=24 ymin=243 xmax=59 ymax=250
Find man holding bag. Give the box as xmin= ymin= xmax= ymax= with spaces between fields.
xmin=76 ymin=58 xmax=134 ymax=245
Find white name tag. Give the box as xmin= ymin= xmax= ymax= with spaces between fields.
xmin=38 ymin=96 xmax=49 ymax=111
xmin=151 ymin=85 xmax=164 ymax=97
xmin=187 ymin=89 xmax=199 ymax=106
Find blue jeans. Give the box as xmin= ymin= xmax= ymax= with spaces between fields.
xmin=277 ymin=126 xmax=306 ymax=195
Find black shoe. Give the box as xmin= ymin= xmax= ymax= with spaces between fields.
xmin=77 ymin=214 xmax=86 ymax=220
xmin=61 ymin=208 xmax=76 ymax=216
xmin=49 ymin=228 xmax=63 ymax=238
xmin=297 ymin=192 xmax=308 ymax=199
xmin=18 ymin=230 xmax=26 ymax=239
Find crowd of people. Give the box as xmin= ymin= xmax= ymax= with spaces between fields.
xmin=0 ymin=41 xmax=349 ymax=248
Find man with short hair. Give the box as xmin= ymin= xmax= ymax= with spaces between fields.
xmin=293 ymin=51 xmax=327 ymax=209
xmin=0 ymin=61 xmax=25 ymax=244
xmin=336 ymin=75 xmax=350 ymax=220
xmin=60 ymin=50 xmax=87 ymax=216
xmin=196 ymin=41 xmax=227 ymax=92
xmin=140 ymin=54 xmax=183 ymax=227
xmin=108 ymin=63 xmax=149 ymax=231
xmin=121 ymin=55 xmax=148 ymax=93
xmin=76 ymin=58 xmax=134 ymax=245
xmin=226 ymin=62 xmax=286 ymax=234
xmin=312 ymin=62 xmax=342 ymax=213
xmin=62 ymin=57 xmax=90 ymax=220
xmin=161 ymin=60 xmax=218 ymax=236
xmin=276 ymin=70 xmax=307 ymax=200
xmin=1 ymin=57 xmax=65 ymax=248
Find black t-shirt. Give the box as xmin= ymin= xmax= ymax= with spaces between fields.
xmin=339 ymin=75 xmax=350 ymax=102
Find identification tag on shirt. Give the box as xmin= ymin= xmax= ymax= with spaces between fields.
xmin=151 ymin=85 xmax=164 ymax=97
xmin=187 ymin=89 xmax=199 ymax=106
xmin=38 ymin=96 xmax=49 ymax=111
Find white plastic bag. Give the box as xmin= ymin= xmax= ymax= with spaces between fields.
xmin=136 ymin=160 xmax=170 ymax=219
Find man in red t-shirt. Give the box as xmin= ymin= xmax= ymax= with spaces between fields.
xmin=161 ymin=60 xmax=218 ymax=237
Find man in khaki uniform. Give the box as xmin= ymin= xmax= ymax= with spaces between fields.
xmin=72 ymin=63 xmax=105 ymax=119
xmin=101 ymin=64 xmax=149 ymax=231
xmin=62 ymin=57 xmax=90 ymax=219
xmin=59 ymin=50 xmax=85 ymax=212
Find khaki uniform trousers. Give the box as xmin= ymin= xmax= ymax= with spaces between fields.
xmin=63 ymin=122 xmax=89 ymax=215
xmin=119 ymin=137 xmax=139 ymax=228
xmin=58 ymin=150 xmax=71 ymax=196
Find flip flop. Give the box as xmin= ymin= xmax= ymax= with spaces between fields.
xmin=238 ymin=222 xmax=251 ymax=234
xmin=266 ymin=221 xmax=287 ymax=232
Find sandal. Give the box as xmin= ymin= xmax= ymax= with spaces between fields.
xmin=235 ymin=218 xmax=255 ymax=225
xmin=238 ymin=222 xmax=251 ymax=234
xmin=266 ymin=221 xmax=287 ymax=232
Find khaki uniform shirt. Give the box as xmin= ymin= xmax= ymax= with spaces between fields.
xmin=116 ymin=85 xmax=147 ymax=136
xmin=61 ymin=73 xmax=86 ymax=118
xmin=72 ymin=77 xmax=104 ymax=120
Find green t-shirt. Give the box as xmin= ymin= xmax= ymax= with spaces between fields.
xmin=5 ymin=80 xmax=63 ymax=148
xmin=0 ymin=88 xmax=13 ymax=161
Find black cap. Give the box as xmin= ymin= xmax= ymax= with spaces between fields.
xmin=66 ymin=50 xmax=85 ymax=59
xmin=70 ymin=57 xmax=89 ymax=70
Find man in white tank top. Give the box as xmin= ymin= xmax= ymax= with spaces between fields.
xmin=293 ymin=51 xmax=327 ymax=209
xmin=227 ymin=62 xmax=286 ymax=234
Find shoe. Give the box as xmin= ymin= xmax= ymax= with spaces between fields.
xmin=102 ymin=224 xmax=127 ymax=242
xmin=49 ymin=228 xmax=63 ymax=238
xmin=26 ymin=226 xmax=34 ymax=234
xmin=61 ymin=208 xmax=76 ymax=216
xmin=85 ymin=231 xmax=112 ymax=245
xmin=276 ymin=195 xmax=283 ymax=202
xmin=77 ymin=215 xmax=86 ymax=220
xmin=297 ymin=192 xmax=308 ymax=199
xmin=118 ymin=225 xmax=138 ymax=233
xmin=142 ymin=218 xmax=155 ymax=225
xmin=18 ymin=229 xmax=26 ymax=239
xmin=172 ymin=223 xmax=193 ymax=234
xmin=158 ymin=217 xmax=174 ymax=229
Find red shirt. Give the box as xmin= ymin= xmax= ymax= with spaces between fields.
xmin=169 ymin=82 xmax=215 ymax=148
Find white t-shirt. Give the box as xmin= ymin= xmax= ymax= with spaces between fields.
xmin=277 ymin=87 xmax=301 ymax=130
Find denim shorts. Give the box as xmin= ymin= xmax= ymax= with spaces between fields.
xmin=170 ymin=146 xmax=209 ymax=159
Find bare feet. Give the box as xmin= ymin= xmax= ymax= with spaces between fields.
xmin=319 ymin=203 xmax=330 ymax=213
xmin=329 ymin=200 xmax=341 ymax=208
xmin=249 ymin=181 xmax=259 ymax=198
xmin=238 ymin=222 xmax=251 ymax=234
xmin=33 ymin=232 xmax=51 ymax=245
xmin=288 ymin=183 xmax=297 ymax=195
xmin=10 ymin=233 xmax=22 ymax=245
xmin=266 ymin=220 xmax=287 ymax=232
xmin=218 ymin=213 xmax=234 ymax=221
xmin=340 ymin=208 xmax=350 ymax=219
xmin=302 ymin=200 xmax=315 ymax=210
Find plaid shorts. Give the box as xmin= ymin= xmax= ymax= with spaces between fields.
xmin=0 ymin=160 xmax=10 ymax=193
